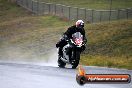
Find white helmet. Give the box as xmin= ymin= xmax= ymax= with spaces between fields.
xmin=75 ymin=20 xmax=84 ymax=28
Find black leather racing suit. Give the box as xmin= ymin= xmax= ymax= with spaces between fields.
xmin=56 ymin=25 xmax=87 ymax=57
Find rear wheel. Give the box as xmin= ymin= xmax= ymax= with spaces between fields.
xmin=58 ymin=56 xmax=66 ymax=68
xmin=71 ymin=51 xmax=80 ymax=69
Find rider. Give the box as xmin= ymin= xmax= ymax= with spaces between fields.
xmin=56 ymin=20 xmax=87 ymax=58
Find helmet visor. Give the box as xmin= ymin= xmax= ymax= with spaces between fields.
xmin=79 ymin=23 xmax=84 ymax=28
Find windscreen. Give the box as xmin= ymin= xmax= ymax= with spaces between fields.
xmin=72 ymin=32 xmax=83 ymax=40
xmin=72 ymin=32 xmax=83 ymax=45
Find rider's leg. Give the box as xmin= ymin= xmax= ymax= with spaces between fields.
xmin=58 ymin=47 xmax=63 ymax=57
xmin=57 ymin=35 xmax=68 ymax=57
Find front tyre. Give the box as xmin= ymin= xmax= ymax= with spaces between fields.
xmin=72 ymin=51 xmax=80 ymax=69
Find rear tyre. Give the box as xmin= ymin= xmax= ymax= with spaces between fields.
xmin=58 ymin=56 xmax=66 ymax=68
xmin=71 ymin=51 xmax=80 ymax=69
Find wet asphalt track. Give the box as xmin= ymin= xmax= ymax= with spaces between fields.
xmin=0 ymin=62 xmax=132 ymax=88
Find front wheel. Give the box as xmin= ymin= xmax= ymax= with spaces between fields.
xmin=71 ymin=51 xmax=80 ymax=69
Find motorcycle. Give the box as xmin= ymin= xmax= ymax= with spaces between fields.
xmin=58 ymin=32 xmax=85 ymax=69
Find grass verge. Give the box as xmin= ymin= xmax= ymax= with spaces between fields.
xmin=81 ymin=20 xmax=132 ymax=70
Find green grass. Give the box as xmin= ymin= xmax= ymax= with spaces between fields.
xmin=0 ymin=0 xmax=32 ymax=22
xmin=0 ymin=0 xmax=132 ymax=69
xmin=80 ymin=55 xmax=132 ymax=69
xmin=40 ymin=0 xmax=132 ymax=10
xmin=81 ymin=20 xmax=132 ymax=69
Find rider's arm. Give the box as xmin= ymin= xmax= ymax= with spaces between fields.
xmin=64 ymin=26 xmax=73 ymax=40
xmin=64 ymin=27 xmax=71 ymax=37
